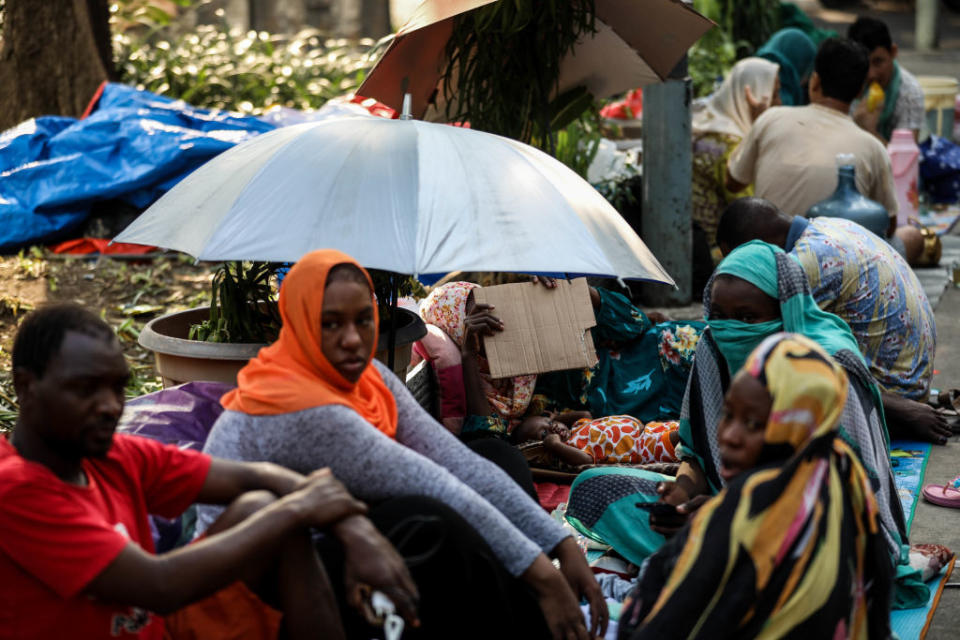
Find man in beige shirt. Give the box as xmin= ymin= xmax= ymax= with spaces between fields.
xmin=727 ymin=38 xmax=897 ymax=235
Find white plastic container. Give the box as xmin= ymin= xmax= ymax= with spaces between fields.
xmin=887 ymin=128 xmax=920 ymax=225
xmin=918 ymin=76 xmax=958 ymax=141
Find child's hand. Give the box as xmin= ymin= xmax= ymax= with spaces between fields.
xmin=543 ymin=433 xmax=563 ymax=447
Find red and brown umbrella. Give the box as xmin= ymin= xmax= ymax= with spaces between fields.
xmin=359 ymin=0 xmax=714 ymax=119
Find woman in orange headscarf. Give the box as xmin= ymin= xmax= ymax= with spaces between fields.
xmin=198 ymin=250 xmax=607 ymax=640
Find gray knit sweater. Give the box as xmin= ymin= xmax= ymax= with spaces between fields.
xmin=196 ymin=359 xmax=568 ymax=576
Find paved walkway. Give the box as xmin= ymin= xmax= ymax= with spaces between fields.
xmin=916 ymin=234 xmax=960 ymax=308
xmin=918 ymin=275 xmax=960 ymax=638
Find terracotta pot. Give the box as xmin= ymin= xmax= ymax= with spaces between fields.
xmin=139 ymin=307 xmax=265 ymax=387
xmin=140 ymin=306 xmax=427 ymax=387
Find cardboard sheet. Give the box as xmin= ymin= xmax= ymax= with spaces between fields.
xmin=473 ymin=278 xmax=598 ymax=378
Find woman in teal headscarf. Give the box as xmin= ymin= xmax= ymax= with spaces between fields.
xmin=756 ymin=27 xmax=817 ymax=106
xmin=565 ymin=241 xmax=927 ymax=608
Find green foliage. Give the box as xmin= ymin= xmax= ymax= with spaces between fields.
xmin=695 ymin=0 xmax=780 ymax=60
xmin=113 ymin=24 xmax=378 ymax=115
xmin=189 ymin=262 xmax=281 ymax=343
xmin=688 ymin=31 xmax=737 ymax=99
xmin=441 ymin=0 xmax=597 ymax=149
xmin=723 ymin=0 xmax=781 ymax=58
xmin=112 ymin=0 xmax=193 ymax=34
xmin=688 ymin=0 xmax=779 ymax=99
xmin=554 ymin=108 xmax=602 ymax=179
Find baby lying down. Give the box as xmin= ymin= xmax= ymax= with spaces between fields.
xmin=512 ymin=411 xmax=679 ymax=468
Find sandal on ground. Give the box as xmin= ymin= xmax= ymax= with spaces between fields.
xmin=928 ymin=390 xmax=960 ymax=434
xmin=937 ymin=389 xmax=960 ymax=412
xmin=922 ymin=477 xmax=960 ymax=508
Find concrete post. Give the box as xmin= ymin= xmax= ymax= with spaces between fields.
xmin=916 ymin=0 xmax=940 ymax=51
xmin=639 ymin=57 xmax=693 ymax=306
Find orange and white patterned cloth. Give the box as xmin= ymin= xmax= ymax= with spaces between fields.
xmin=567 ymin=416 xmax=678 ymax=464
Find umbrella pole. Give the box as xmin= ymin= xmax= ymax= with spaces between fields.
xmin=387 ymin=273 xmax=399 ymax=372
xmin=388 ymin=92 xmax=409 ymax=375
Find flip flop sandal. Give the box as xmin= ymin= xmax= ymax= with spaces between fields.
xmin=938 ymin=389 xmax=960 ymax=412
xmin=923 ymin=479 xmax=960 ymax=508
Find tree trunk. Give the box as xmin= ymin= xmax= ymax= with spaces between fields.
xmin=360 ymin=0 xmax=391 ymax=38
xmin=250 ymin=0 xmax=306 ymax=34
xmin=0 ymin=0 xmax=116 ymax=132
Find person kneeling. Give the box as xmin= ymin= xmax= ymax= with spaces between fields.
xmin=619 ymin=334 xmax=892 ymax=639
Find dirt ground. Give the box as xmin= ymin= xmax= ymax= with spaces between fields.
xmin=0 ymin=251 xmax=215 ymax=430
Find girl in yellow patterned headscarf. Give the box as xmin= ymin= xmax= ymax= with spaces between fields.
xmin=619 ymin=333 xmax=892 ymax=639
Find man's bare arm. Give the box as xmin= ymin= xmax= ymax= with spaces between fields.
xmin=86 ymin=470 xmax=365 ymax=615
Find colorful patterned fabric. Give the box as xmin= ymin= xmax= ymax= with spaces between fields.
xmin=692 ymin=132 xmax=752 ymax=249
xmin=566 ymin=416 xmax=678 ymax=465
xmin=790 ymin=217 xmax=936 ymax=400
xmin=919 ymin=134 xmax=960 ymax=205
xmin=619 ymin=334 xmax=893 ymax=639
xmin=710 ymin=240 xmax=864 ymax=370
xmin=691 ymin=58 xmax=778 ymax=250
xmin=534 ymin=288 xmax=704 ymax=422
xmin=566 ymin=466 xmax=675 ymax=565
xmin=461 ymin=413 xmax=510 ymax=440
xmin=681 ymin=242 xmax=925 ymax=608
xmin=419 ymin=282 xmax=537 ymax=422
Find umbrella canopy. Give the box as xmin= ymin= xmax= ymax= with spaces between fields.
xmin=114 ymin=116 xmax=673 ymax=284
xmin=358 ymin=0 xmax=714 ymax=117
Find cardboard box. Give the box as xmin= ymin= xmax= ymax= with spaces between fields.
xmin=473 ymin=278 xmax=598 ymax=378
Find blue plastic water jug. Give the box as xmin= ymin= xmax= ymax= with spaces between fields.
xmin=806 ymin=153 xmax=889 ymax=237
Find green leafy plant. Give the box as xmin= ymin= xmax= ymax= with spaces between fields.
xmin=723 ymin=0 xmax=780 ymax=58
xmin=441 ymin=0 xmax=597 ymax=149
xmin=189 ymin=262 xmax=281 ymax=343
xmin=688 ymin=0 xmax=739 ymax=98
xmin=694 ymin=0 xmax=779 ymax=61
xmin=111 ymin=7 xmax=381 ymax=347
xmin=114 ymin=24 xmax=377 ymax=115
xmin=111 ymin=0 xmax=193 ymax=35
xmin=554 ymin=108 xmax=602 ymax=179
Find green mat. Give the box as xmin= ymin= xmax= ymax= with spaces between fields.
xmin=888 ymin=440 xmax=948 ymax=639
xmin=890 ymin=440 xmax=933 ymax=534
xmin=891 ymin=559 xmax=956 ymax=640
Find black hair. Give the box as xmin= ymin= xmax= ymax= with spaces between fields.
xmin=716 ymin=197 xmax=782 ymax=251
xmin=12 ymin=304 xmax=116 ymax=379
xmin=326 ymin=263 xmax=370 ymax=288
xmin=814 ymin=38 xmax=870 ymax=103
xmin=847 ymin=16 xmax=893 ymax=53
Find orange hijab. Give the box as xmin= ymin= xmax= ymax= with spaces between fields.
xmin=221 ymin=249 xmax=398 ymax=439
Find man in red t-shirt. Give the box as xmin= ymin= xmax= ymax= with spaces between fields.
xmin=0 ymin=305 xmax=419 ymax=640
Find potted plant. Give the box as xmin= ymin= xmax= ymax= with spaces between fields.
xmin=139 ymin=261 xmax=426 ymax=387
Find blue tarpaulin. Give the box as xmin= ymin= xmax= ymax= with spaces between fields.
xmin=0 ymin=83 xmax=276 ymax=252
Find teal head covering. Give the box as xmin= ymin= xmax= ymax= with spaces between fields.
xmin=756 ymin=28 xmax=817 ymax=106
xmin=707 ymin=240 xmax=863 ymax=375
